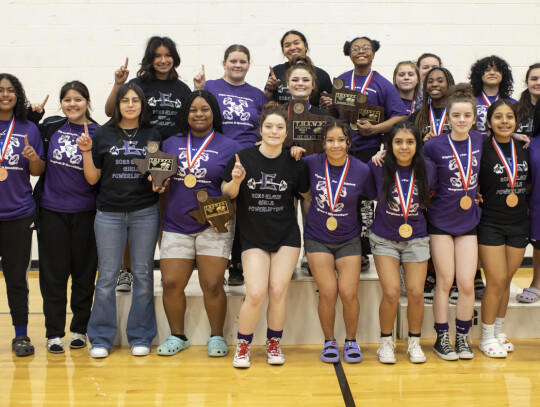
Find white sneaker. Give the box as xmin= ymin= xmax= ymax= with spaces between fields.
xmin=266 ymin=337 xmax=285 ymax=365
xmin=377 ymin=337 xmax=396 ymax=364
xmin=89 ymin=347 xmax=109 ymax=358
xmin=233 ymin=340 xmax=251 ymax=368
xmin=46 ymin=337 xmax=65 ymax=354
xmin=131 ymin=346 xmax=150 ymax=356
xmin=496 ymin=333 xmax=514 ymax=352
xmin=407 ymin=337 xmax=426 ymax=363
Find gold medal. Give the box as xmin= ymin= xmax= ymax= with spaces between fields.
xmin=506 ymin=193 xmax=518 ymax=208
xmin=399 ymin=223 xmax=413 ymax=238
xmin=460 ymin=195 xmax=472 ymax=210
xmin=184 ymin=173 xmax=197 ymax=188
xmin=0 ymin=167 xmax=7 ymax=181
xmin=326 ymin=216 xmax=338 ymax=231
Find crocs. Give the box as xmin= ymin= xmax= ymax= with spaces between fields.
xmin=516 ymin=286 xmax=540 ymax=303
xmin=343 ymin=341 xmax=362 ymax=363
xmin=207 ymin=336 xmax=229 ymax=357
xmin=496 ymin=333 xmax=514 ymax=352
xmin=479 ymin=337 xmax=507 ymax=358
xmin=12 ymin=336 xmax=35 ymax=357
xmin=321 ymin=340 xmax=339 ymax=363
xmin=157 ymin=335 xmax=190 ymax=356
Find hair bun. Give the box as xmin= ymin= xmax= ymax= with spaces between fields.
xmin=448 ymin=82 xmax=474 ymax=98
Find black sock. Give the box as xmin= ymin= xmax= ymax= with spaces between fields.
xmin=380 ymin=332 xmax=392 ymax=337
xmin=345 ymin=338 xmax=356 ymax=343
xmin=408 ymin=332 xmax=421 ymax=338
xmin=173 ymin=334 xmax=188 ymax=341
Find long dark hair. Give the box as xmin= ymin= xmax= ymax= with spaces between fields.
xmin=414 ymin=67 xmax=455 ymax=138
xmin=280 ymin=30 xmax=308 ymax=52
xmin=320 ymin=119 xmax=352 ymax=150
xmin=60 ymin=80 xmax=95 ymax=123
xmin=516 ymin=63 xmax=540 ymax=125
xmin=105 ymin=83 xmax=150 ymax=132
xmin=137 ymin=36 xmax=181 ymax=82
xmin=0 ymin=73 xmax=28 ymax=120
xmin=469 ymin=55 xmax=513 ymax=98
xmin=485 ymin=99 xmax=518 ymax=137
xmin=382 ymin=121 xmax=431 ymax=208
xmin=176 ymin=90 xmax=223 ymax=134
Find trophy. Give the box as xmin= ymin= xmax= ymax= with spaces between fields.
xmin=133 ymin=141 xmax=179 ymax=189
xmin=286 ymin=99 xmax=331 ymax=156
xmin=188 ymin=188 xmax=235 ymax=233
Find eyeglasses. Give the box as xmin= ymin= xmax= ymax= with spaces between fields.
xmin=351 ymin=45 xmax=372 ymax=53
xmin=119 ymin=98 xmax=142 ymax=105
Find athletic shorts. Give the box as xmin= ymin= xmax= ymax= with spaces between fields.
xmin=427 ymin=222 xmax=477 ymax=237
xmin=304 ymin=236 xmax=361 ymax=260
xmin=369 ymin=232 xmax=430 ymax=263
xmin=530 ymin=238 xmax=540 ymax=250
xmin=160 ymin=223 xmax=234 ymax=260
xmin=478 ymin=220 xmax=528 ymax=248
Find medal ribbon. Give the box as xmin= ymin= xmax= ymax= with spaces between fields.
xmin=186 ymin=130 xmax=215 ymax=171
xmin=481 ymin=91 xmax=499 ymax=107
xmin=429 ymin=106 xmax=447 ymax=136
xmin=448 ymin=134 xmax=473 ymax=192
xmin=325 ymin=157 xmax=350 ymax=213
xmin=409 ymin=100 xmax=415 ymax=116
xmin=0 ymin=115 xmax=15 ymax=163
xmin=395 ymin=169 xmax=415 ymax=221
xmin=492 ymin=137 xmax=517 ymax=189
xmin=349 ymin=69 xmax=373 ymax=94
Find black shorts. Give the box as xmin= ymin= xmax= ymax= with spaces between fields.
xmin=530 ymin=238 xmax=540 ymax=250
xmin=241 ymin=227 xmax=301 ymax=253
xmin=427 ymin=222 xmax=477 ymax=237
xmin=477 ymin=220 xmax=528 ymax=248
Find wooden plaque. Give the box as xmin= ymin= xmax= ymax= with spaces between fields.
xmin=286 ymin=99 xmax=331 ymax=156
xmin=330 ymin=78 xmax=385 ymax=128
xmin=133 ymin=141 xmax=179 ymax=189
xmin=188 ymin=188 xmax=235 ymax=233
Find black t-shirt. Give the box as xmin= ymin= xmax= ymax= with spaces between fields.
xmin=479 ymin=136 xmax=529 ymax=226
xmin=267 ymin=62 xmax=332 ymax=108
xmin=92 ymin=126 xmax=161 ymax=212
xmin=222 ymin=145 xmax=309 ymax=251
xmin=130 ymin=77 xmax=191 ymax=140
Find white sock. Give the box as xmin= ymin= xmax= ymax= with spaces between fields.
xmin=494 ymin=317 xmax=504 ymax=336
xmin=482 ymin=323 xmax=495 ymax=341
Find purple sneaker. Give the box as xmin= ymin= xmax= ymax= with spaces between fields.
xmin=321 ymin=340 xmax=339 ymax=363
xmin=343 ymin=341 xmax=362 ymax=363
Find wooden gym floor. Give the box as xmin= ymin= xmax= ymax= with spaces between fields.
xmin=1 ymin=269 xmax=540 ymax=407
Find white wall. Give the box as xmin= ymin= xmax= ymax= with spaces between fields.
xmin=2 ymin=0 xmax=540 ymax=125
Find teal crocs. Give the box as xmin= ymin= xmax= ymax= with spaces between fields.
xmin=207 ymin=336 xmax=229 ymax=357
xmin=157 ymin=335 xmax=190 ymax=356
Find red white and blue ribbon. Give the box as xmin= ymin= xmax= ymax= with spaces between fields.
xmin=481 ymin=90 xmax=499 ymax=107
xmin=448 ymin=134 xmax=473 ymax=192
xmin=186 ymin=129 xmax=215 ymax=171
xmin=429 ymin=106 xmax=447 ymax=136
xmin=395 ymin=169 xmax=415 ymax=221
xmin=492 ymin=137 xmax=517 ymax=189
xmin=325 ymin=156 xmax=350 ymax=213
xmin=350 ymin=69 xmax=374 ymax=94
xmin=0 ymin=115 xmax=15 ymax=163
xmin=409 ymin=100 xmax=415 ymax=116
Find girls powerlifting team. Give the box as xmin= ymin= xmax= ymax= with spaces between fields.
xmin=1 ymin=31 xmax=539 ymax=368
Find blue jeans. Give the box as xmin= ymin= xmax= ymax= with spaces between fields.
xmin=87 ymin=203 xmax=160 ymax=349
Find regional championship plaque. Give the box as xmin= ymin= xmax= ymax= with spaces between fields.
xmin=188 ymin=188 xmax=235 ymax=233
xmin=133 ymin=141 xmax=179 ymax=189
xmin=286 ymin=100 xmax=331 ymax=155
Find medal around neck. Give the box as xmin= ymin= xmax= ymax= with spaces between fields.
xmin=133 ymin=141 xmax=178 ymax=189
xmin=188 ymin=188 xmax=235 ymax=233
xmin=326 ymin=216 xmax=338 ymax=231
xmin=399 ymin=223 xmax=413 ymax=238
xmin=506 ymin=192 xmax=518 ymax=207
xmin=0 ymin=167 xmax=7 ymax=181
xmin=395 ymin=168 xmax=415 ymax=239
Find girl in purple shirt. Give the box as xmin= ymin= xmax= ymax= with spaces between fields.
xmin=0 ymin=73 xmax=45 ymax=357
xmin=393 ymin=61 xmax=420 ymax=116
xmin=423 ymin=83 xmax=481 ymax=361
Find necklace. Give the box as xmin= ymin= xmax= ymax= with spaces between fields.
xmin=122 ymin=127 xmax=139 ymax=145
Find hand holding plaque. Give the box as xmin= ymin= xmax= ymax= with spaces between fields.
xmin=133 ymin=141 xmax=179 ymax=189
xmin=188 ymin=188 xmax=235 ymax=233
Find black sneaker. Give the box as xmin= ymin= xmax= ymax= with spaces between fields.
xmin=361 ymin=255 xmax=370 ymax=272
xmin=228 ymin=264 xmax=244 ymax=286
xmin=433 ymin=331 xmax=459 ymax=361
xmin=455 ymin=332 xmax=474 ymax=359
xmin=116 ymin=268 xmax=133 ymax=292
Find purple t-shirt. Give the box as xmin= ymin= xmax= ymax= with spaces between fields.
xmin=423 ymin=132 xmax=483 ymax=235
xmin=337 ymin=70 xmax=407 ymax=153
xmin=162 ymin=130 xmax=240 ymax=234
xmin=0 ymin=118 xmax=44 ymax=220
xmin=475 ymin=95 xmax=517 ymax=139
xmin=528 ymin=137 xmax=540 ymax=239
xmin=41 ymin=121 xmax=99 ymax=213
xmin=401 ymin=97 xmax=416 ymax=116
xmin=369 ymin=161 xmax=437 ymax=241
xmin=204 ymin=78 xmax=267 ymax=148
xmin=303 ymin=154 xmax=374 ymax=244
